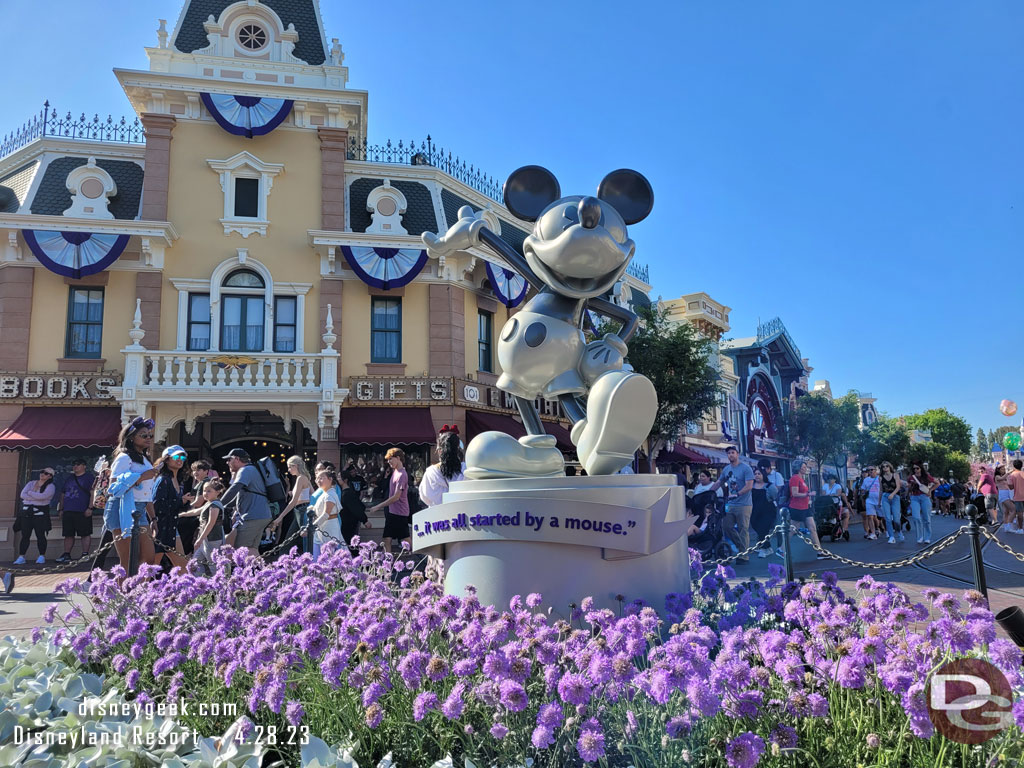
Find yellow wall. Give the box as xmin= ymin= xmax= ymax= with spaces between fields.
xmin=27 ymin=268 xmax=137 ymax=372
xmin=463 ymin=288 xmax=509 ymax=377
xmin=160 ymin=121 xmax=323 ymax=352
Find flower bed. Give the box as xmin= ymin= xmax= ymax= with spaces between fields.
xmin=12 ymin=541 xmax=1024 ymax=767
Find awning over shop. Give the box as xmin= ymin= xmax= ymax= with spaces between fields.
xmin=338 ymin=407 xmax=437 ymax=446
xmin=689 ymin=445 xmax=758 ymax=466
xmin=0 ymin=407 xmax=120 ymax=451
xmin=657 ymin=443 xmax=710 ymax=465
xmin=465 ymin=411 xmax=575 ymax=454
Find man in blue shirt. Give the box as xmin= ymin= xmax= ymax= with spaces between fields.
xmin=710 ymin=446 xmax=755 ymax=563
xmin=56 ymin=459 xmax=95 ymax=562
xmin=219 ymin=449 xmax=271 ymax=557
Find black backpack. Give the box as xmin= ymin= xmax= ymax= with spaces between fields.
xmin=255 ymin=457 xmax=287 ymax=504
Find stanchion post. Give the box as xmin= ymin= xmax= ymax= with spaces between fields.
xmin=782 ymin=508 xmax=794 ymax=582
xmin=966 ymin=512 xmax=987 ymax=598
xmin=127 ymin=506 xmax=141 ymax=577
xmin=304 ymin=508 xmax=314 ymax=555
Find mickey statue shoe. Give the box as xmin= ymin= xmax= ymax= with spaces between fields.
xmin=572 ymin=370 xmax=657 ymax=476
xmin=465 ymin=431 xmax=565 ymax=480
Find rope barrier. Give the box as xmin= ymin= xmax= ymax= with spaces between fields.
xmin=790 ymin=527 xmax=968 ymax=570
xmin=703 ymin=522 xmax=787 ymax=566
xmin=6 ymin=536 xmax=118 ymax=575
xmin=978 ymin=527 xmax=1024 ymax=565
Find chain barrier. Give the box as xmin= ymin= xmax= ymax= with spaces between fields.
xmin=978 ymin=527 xmax=1024 ymax=565
xmin=6 ymin=536 xmax=118 ymax=576
xmin=792 ymin=526 xmax=969 ymax=570
xmin=703 ymin=522 xmax=787 ymax=566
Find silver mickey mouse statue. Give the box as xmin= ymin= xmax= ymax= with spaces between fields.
xmin=423 ymin=165 xmax=658 ymax=479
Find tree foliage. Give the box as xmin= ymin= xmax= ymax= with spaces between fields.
xmin=851 ymin=416 xmax=911 ymax=468
xmin=779 ymin=392 xmax=861 ymax=482
xmin=623 ymin=305 xmax=722 ymax=453
xmin=904 ymin=442 xmax=971 ymax=481
xmin=975 ymin=428 xmax=987 ymax=459
xmin=902 ymin=408 xmax=972 ymax=454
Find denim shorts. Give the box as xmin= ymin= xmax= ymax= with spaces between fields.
xmin=103 ymin=499 xmax=148 ymax=532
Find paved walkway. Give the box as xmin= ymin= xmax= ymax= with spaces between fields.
xmin=3 ymin=512 xmax=1023 ymax=640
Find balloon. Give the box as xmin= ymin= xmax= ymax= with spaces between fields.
xmin=1004 ymin=433 xmax=1022 ymax=451
xmin=1000 ymin=399 xmax=1018 ymax=417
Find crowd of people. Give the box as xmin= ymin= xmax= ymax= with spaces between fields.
xmin=11 ymin=417 xmax=470 ymax=576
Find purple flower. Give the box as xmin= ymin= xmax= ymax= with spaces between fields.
xmin=442 ymin=682 xmax=466 ymax=720
xmin=808 ymin=692 xmax=829 ymax=718
xmin=498 ymin=679 xmax=528 ymax=712
xmin=576 ymin=724 xmax=606 ymax=763
xmin=526 ymin=592 xmax=543 ymax=608
xmin=490 ymin=722 xmax=509 ymax=740
xmin=770 ymin=724 xmax=797 ymax=748
xmin=726 ymin=731 xmax=765 ymax=768
xmin=537 ymin=701 xmax=564 ymax=729
xmin=558 ymin=672 xmax=592 ymax=706
xmin=43 ymin=604 xmax=59 ymax=624
xmin=285 ymin=700 xmax=305 ymax=726
xmin=625 ymin=710 xmax=639 ymax=737
xmin=413 ymin=691 xmax=439 ymax=721
xmin=365 ymin=703 xmax=383 ymax=729
xmin=531 ymin=725 xmax=555 ymax=749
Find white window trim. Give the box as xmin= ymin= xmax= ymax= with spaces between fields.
xmin=207 ymin=151 xmax=284 ymax=238
xmin=170 ymin=252 xmax=310 ymax=353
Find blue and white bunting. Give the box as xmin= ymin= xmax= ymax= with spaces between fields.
xmin=340 ymin=246 xmax=427 ymax=290
xmin=485 ymin=262 xmax=528 ymax=308
xmin=22 ymin=230 xmax=130 ymax=279
xmin=200 ymin=93 xmax=294 ymax=138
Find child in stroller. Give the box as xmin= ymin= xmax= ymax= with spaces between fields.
xmin=688 ymin=492 xmax=732 ymax=562
xmin=813 ymin=496 xmax=850 ymax=543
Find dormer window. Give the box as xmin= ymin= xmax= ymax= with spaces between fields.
xmin=237 ymin=23 xmax=268 ymax=51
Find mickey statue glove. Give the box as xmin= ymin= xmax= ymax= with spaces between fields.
xmin=422 ymin=206 xmax=487 ymax=257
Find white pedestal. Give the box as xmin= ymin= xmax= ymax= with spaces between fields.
xmin=412 ymin=474 xmax=690 ymax=616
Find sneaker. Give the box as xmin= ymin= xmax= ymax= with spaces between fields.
xmin=12 ymin=556 xmax=25 ymax=565
xmin=816 ymin=553 xmax=830 ymax=560
xmin=35 ymin=556 xmax=45 ymax=565
xmin=896 ymin=535 xmax=905 ymax=543
xmin=2 ymin=571 xmax=12 ymax=594
xmin=775 ymin=547 xmax=786 ymax=559
xmin=1012 ymin=528 xmax=1024 ymax=535
xmin=921 ymin=539 xmax=931 ymax=545
xmin=1002 ymin=524 xmax=1015 ymax=533
xmin=56 ymin=553 xmax=71 ymax=563
xmin=867 ymin=534 xmax=877 ymax=540
xmin=758 ymin=549 xmax=770 ymax=558
xmin=916 ymin=538 xmax=924 ymax=544
xmin=887 ymin=536 xmax=896 ymax=544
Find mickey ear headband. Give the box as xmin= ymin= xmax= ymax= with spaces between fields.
xmin=439 ymin=424 xmax=460 ymax=436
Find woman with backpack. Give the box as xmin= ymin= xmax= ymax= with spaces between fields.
xmin=418 ymin=425 xmax=466 ymax=507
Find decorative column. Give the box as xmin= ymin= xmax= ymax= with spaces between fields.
xmin=135 ymin=272 xmax=162 ymax=350
xmin=0 ymin=266 xmax=33 ymax=371
xmin=120 ymin=299 xmax=149 ymax=425
xmin=428 ymin=283 xmax=466 ymax=436
xmin=140 ymin=113 xmax=176 ymax=221
xmin=317 ymin=303 xmax=341 ymax=469
xmin=317 ymin=127 xmax=348 ymax=231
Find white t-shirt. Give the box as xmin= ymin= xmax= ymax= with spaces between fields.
xmin=767 ymin=471 xmax=785 ymax=488
xmin=692 ymin=481 xmax=723 ymax=498
xmin=822 ymin=482 xmax=844 ymax=500
xmin=109 ymin=453 xmax=155 ymax=503
xmin=419 ymin=463 xmax=466 ymax=507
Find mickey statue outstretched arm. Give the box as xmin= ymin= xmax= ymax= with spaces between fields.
xmin=422 ymin=207 xmax=543 ymax=291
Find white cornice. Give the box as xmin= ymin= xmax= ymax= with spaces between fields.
xmin=0 ymin=139 xmax=145 ymax=179
xmin=0 ymin=213 xmax=178 ymax=245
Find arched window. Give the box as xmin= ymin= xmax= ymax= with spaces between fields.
xmin=221 ymin=269 xmax=265 ymax=352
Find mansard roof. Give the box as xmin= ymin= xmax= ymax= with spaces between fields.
xmin=174 ymin=0 xmax=327 ymax=65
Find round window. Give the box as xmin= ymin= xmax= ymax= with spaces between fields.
xmin=238 ymin=23 xmax=268 ymax=51
xmin=80 ymin=178 xmax=105 ymax=199
xmin=376 ymin=197 xmax=397 ymax=217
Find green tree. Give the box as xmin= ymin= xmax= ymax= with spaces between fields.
xmin=975 ymin=428 xmax=987 ymax=459
xmin=902 ymin=408 xmax=972 ymax=454
xmin=852 ymin=416 xmax=911 ymax=468
xmin=623 ymin=305 xmax=722 ymax=461
xmin=994 ymin=425 xmax=1019 ymax=446
xmin=904 ymin=442 xmax=970 ymax=481
xmin=779 ymin=392 xmax=861 ymax=484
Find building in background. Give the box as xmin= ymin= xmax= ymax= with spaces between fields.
xmin=2 ymin=0 xmax=668 ymax=553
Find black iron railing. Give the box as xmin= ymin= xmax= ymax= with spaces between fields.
xmin=348 ymin=135 xmax=503 ymax=202
xmin=0 ymin=102 xmax=144 ymax=159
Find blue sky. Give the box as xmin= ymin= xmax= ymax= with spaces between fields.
xmin=3 ymin=1 xmax=1022 ymax=437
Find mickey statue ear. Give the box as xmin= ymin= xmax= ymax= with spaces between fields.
xmin=597 ymin=169 xmax=654 ymax=225
xmin=503 ymin=165 xmax=561 ymax=222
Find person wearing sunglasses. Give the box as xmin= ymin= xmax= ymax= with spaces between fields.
xmin=151 ymin=445 xmax=190 ymax=562
xmin=104 ymin=417 xmax=162 ymax=569
xmin=15 ymin=467 xmax=56 ymax=564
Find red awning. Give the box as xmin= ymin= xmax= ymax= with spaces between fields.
xmin=0 ymin=407 xmax=121 ymax=451
xmin=657 ymin=443 xmax=711 ymax=465
xmin=338 ymin=407 xmax=437 ymax=445
xmin=465 ymin=410 xmax=575 ymax=454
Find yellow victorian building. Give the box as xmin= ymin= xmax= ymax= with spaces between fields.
xmin=0 ymin=0 xmax=651 ymax=555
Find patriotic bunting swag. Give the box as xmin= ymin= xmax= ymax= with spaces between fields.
xmin=485 ymin=262 xmax=528 ymax=308
xmin=23 ymin=230 xmax=130 ymax=279
xmin=340 ymin=246 xmax=428 ymax=290
xmin=200 ymin=93 xmax=294 ymax=138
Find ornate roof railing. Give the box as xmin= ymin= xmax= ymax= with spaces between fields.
xmin=756 ymin=316 xmax=802 ymax=364
xmin=626 ymin=261 xmax=649 ymax=284
xmin=348 ymin=136 xmax=503 ymax=202
xmin=0 ymin=102 xmax=145 ymax=160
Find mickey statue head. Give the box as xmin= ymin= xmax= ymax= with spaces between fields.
xmin=503 ymin=166 xmax=654 ymax=299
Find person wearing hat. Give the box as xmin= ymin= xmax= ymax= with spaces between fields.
xmin=219 ymin=448 xmax=272 ymax=557
xmin=15 ymin=468 xmax=56 ymax=564
xmin=151 ymin=445 xmax=191 ymax=561
xmin=55 ymin=458 xmax=95 ymax=563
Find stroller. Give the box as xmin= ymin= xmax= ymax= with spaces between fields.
xmin=813 ymin=496 xmax=849 ymax=543
xmin=689 ymin=494 xmax=733 ymax=562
